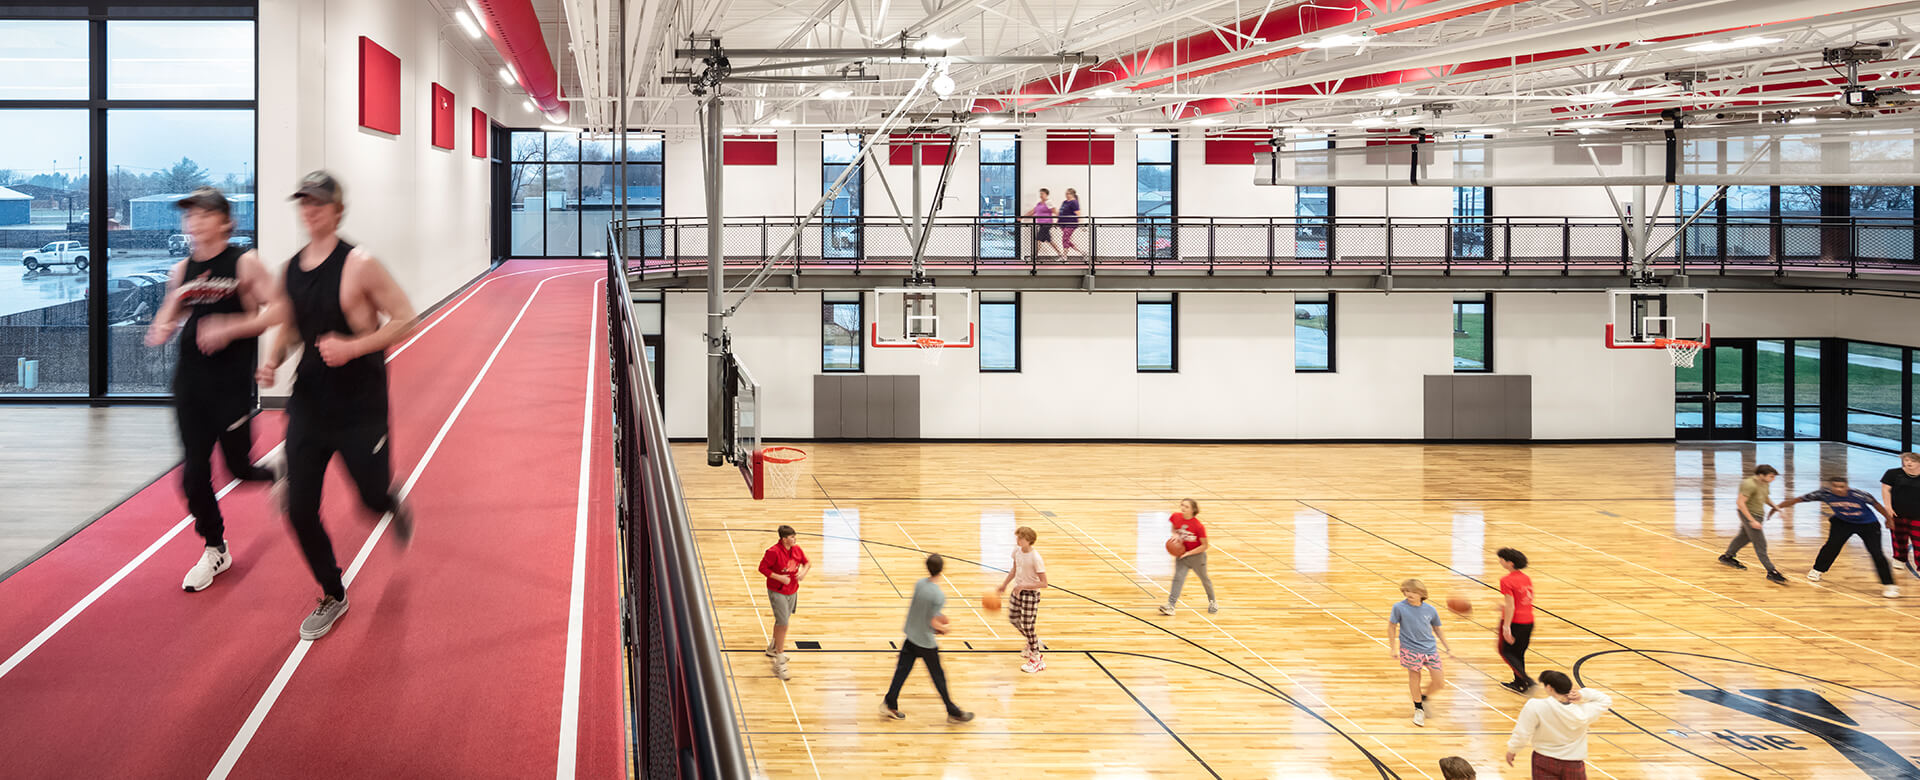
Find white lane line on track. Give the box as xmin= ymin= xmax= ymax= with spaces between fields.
xmin=0 ymin=267 xmax=585 ymax=682
xmin=555 ymin=278 xmax=604 ymax=779
xmin=208 ymin=269 xmax=599 ymax=779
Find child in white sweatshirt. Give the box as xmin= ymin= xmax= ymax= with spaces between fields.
xmin=1505 ymin=670 xmax=1613 ymax=779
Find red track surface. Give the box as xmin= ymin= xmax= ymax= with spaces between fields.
xmin=0 ymin=261 xmax=625 ymax=779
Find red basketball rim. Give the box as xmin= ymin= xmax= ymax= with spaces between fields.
xmin=760 ymin=446 xmax=807 ymax=464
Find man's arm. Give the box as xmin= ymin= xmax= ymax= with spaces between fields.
xmin=1576 ymin=689 xmax=1615 ymax=722
xmin=1885 ymin=484 xmax=1898 ymax=518
xmin=1433 ymin=616 xmax=1451 ymax=654
xmin=1505 ymin=704 xmax=1538 ymax=765
xmin=1736 ymin=498 xmax=1759 ymax=528
xmin=195 ymin=251 xmax=277 ymax=353
xmin=1182 ymin=536 xmax=1209 ymax=558
xmin=143 ymin=261 xmax=188 ymax=346
xmin=1387 ymin=618 xmax=1400 ymax=658
xmin=319 ymin=250 xmax=416 ymax=366
xmin=1500 ymin=592 xmax=1516 ymax=642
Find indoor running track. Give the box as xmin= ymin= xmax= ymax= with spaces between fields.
xmin=0 ymin=261 xmax=626 ymax=780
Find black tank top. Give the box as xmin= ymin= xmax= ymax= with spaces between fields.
xmin=285 ymin=240 xmax=389 ymax=419
xmin=176 ymin=245 xmax=257 ymax=394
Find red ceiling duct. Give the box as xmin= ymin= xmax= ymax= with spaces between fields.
xmin=468 ymin=0 xmax=568 ymax=123
xmin=970 ymin=0 xmax=1530 ymax=113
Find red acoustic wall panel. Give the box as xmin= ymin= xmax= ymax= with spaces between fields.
xmin=357 ymin=37 xmax=402 ymax=135
xmin=1203 ymin=131 xmax=1271 ymax=164
xmin=430 ymin=83 xmax=456 ymax=150
xmin=1045 ymin=131 xmax=1114 ymax=165
xmin=723 ymin=135 xmax=778 ymax=165
xmin=472 ymin=109 xmax=489 ymax=158
xmin=887 ymin=133 xmax=952 ymax=165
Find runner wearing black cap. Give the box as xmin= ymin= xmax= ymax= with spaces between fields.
xmin=146 ymin=186 xmax=279 ymax=592
xmin=257 ymin=171 xmax=418 ymax=640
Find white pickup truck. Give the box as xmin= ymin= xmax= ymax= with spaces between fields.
xmin=22 ymin=240 xmax=90 ymax=274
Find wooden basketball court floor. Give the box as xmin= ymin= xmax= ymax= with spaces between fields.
xmin=677 ymin=440 xmax=1920 ymax=779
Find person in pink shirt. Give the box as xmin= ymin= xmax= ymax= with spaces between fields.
xmin=1024 ymin=188 xmax=1064 ymax=261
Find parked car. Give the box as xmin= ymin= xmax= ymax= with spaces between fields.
xmin=230 ymin=235 xmax=255 ymax=250
xmin=86 ymin=274 xmax=165 ymax=323
xmin=22 ymin=241 xmax=89 ymax=275
xmin=168 ymin=234 xmax=191 ymax=256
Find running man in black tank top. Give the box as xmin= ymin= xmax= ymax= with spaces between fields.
xmin=146 ymin=187 xmax=279 ymax=593
xmin=257 ymin=171 xmax=418 ymax=641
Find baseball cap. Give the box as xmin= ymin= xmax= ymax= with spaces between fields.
xmin=174 ymin=186 xmax=230 ymax=217
xmin=290 ymin=170 xmax=344 ymax=205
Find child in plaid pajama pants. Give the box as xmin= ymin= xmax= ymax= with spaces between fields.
xmin=995 ymin=526 xmax=1050 ymax=674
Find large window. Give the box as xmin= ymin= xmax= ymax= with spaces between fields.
xmin=1847 ymin=342 xmax=1905 ymax=449
xmin=0 ymin=10 xmax=255 ymax=398
xmin=823 ymin=133 xmax=864 ymax=260
xmin=1136 ymin=132 xmax=1174 ymax=260
xmin=1451 ymin=140 xmax=1488 ymax=260
xmin=507 ymin=131 xmax=661 ymax=258
xmin=978 ymin=292 xmax=1018 ymax=372
xmin=1452 ymin=294 xmax=1491 ymax=372
xmin=822 ymin=292 xmax=864 ymax=372
xmin=978 ymin=134 xmax=1018 ymax=260
xmin=1295 ymin=136 xmax=1332 ymax=258
xmin=1295 ymin=293 xmax=1332 ymax=372
xmin=1755 ymin=339 xmax=1821 ymax=439
xmin=1851 ymin=185 xmax=1915 ymax=262
xmin=1136 ymin=292 xmax=1176 ymax=372
xmin=1678 ymin=139 xmax=1771 ymax=260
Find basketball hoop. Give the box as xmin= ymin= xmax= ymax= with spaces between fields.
xmin=757 ymin=446 xmax=808 ymax=499
xmin=914 ymin=337 xmax=945 ymax=367
xmin=1655 ymin=338 xmax=1705 ymax=368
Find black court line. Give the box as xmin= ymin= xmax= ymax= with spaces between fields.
xmin=687 ymin=495 xmax=1719 ymax=503
xmin=812 ymin=479 xmax=904 ymax=598
xmin=1088 ymin=652 xmax=1222 ymax=779
xmin=1296 ymin=499 xmax=1794 ymax=779
xmin=699 ymin=527 xmax=1404 ymax=779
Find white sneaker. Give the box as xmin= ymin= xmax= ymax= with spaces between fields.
xmin=1885 ymin=585 xmax=1901 ymax=599
xmin=1207 ymin=600 xmax=1219 ymax=614
xmin=1806 ymin=570 xmax=1823 ymax=583
xmin=181 ymin=547 xmax=231 ymax=592
xmin=1413 ymin=708 xmax=1426 ymax=727
xmin=1020 ymin=655 xmax=1045 ymax=673
xmin=1157 ymin=604 xmax=1174 ymax=616
xmin=773 ymin=657 xmax=790 ymax=680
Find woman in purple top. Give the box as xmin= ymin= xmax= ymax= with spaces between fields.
xmin=1023 ymin=188 xmax=1063 ymax=260
xmin=1058 ymin=188 xmax=1085 ymax=258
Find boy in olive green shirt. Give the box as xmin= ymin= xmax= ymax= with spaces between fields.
xmin=1720 ymin=464 xmax=1785 ymax=584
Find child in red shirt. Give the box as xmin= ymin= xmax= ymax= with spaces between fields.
xmin=1496 ymin=547 xmax=1535 ymax=695
xmin=758 ymin=525 xmax=810 ymax=680
xmin=1158 ymin=498 xmax=1218 ymax=616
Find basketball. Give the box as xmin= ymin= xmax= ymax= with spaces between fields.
xmin=1446 ymin=595 xmax=1472 ymax=616
xmin=1166 ymin=538 xmax=1187 ymax=557
xmin=982 ymin=591 xmax=1002 ymax=612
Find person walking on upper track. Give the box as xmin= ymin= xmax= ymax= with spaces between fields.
xmin=1024 ymin=188 xmax=1063 ymax=261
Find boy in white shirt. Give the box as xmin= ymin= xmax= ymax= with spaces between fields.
xmin=1506 ymin=670 xmax=1613 ymax=779
xmin=994 ymin=526 xmax=1049 ymax=673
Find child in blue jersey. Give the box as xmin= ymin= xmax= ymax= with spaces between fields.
xmin=1388 ymin=579 xmax=1452 ymax=726
xmin=1776 ymin=476 xmax=1899 ymax=598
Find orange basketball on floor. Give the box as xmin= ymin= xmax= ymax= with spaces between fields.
xmin=1446 ymin=595 xmax=1473 ymax=616
xmin=1166 ymin=538 xmax=1187 ymax=557
xmin=982 ymin=591 xmax=1002 ymax=612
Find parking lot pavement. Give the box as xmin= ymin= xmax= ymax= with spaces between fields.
xmin=0 ymin=250 xmax=176 ymax=319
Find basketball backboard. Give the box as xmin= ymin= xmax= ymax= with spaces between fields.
xmin=871 ymin=287 xmax=975 ymax=349
xmin=1606 ymin=288 xmax=1709 ymax=348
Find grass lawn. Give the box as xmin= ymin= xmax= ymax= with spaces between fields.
xmin=1451 ymin=312 xmax=1486 ymax=369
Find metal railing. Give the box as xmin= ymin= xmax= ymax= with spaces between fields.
xmin=608 ymin=227 xmax=747 ymax=778
xmin=607 ymin=214 xmax=1920 ymax=276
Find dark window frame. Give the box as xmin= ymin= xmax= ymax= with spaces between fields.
xmin=1135 ymin=131 xmax=1177 ymax=261
xmin=1839 ymin=337 xmax=1914 ymax=452
xmin=822 ymin=131 xmax=866 ymax=261
xmin=1136 ymin=293 xmax=1178 ymax=373
xmin=978 ymin=291 xmax=1021 ymax=373
xmin=1452 ymin=293 xmax=1493 ymax=373
xmin=0 ymin=4 xmax=259 ymax=402
xmin=821 ymin=292 xmax=866 ymax=373
xmin=978 ymin=133 xmax=1019 ymax=261
xmin=1294 ymin=293 xmax=1336 ymax=373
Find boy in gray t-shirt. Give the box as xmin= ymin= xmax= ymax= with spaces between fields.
xmin=882 ymin=554 xmax=974 ymax=723
xmin=1388 ymin=579 xmax=1452 ymax=727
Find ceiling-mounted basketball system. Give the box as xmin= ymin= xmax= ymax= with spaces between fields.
xmin=1604 ymin=288 xmax=1710 ymax=367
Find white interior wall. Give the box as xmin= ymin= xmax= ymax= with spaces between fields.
xmin=662 ymin=289 xmax=1676 ymax=440
xmin=258 ymin=0 xmax=509 ymax=393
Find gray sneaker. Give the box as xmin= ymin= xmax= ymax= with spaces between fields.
xmin=299 ymin=595 xmax=350 ymax=640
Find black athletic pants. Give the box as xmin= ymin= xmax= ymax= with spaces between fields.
xmin=883 ymin=639 xmax=963 ymax=717
xmin=285 ymin=409 xmax=396 ymax=600
xmin=176 ymin=393 xmax=274 ymax=546
xmin=1812 ymin=521 xmax=1895 ymax=585
xmin=1499 ymin=622 xmax=1535 ymax=687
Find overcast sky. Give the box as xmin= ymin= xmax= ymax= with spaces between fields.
xmin=0 ymin=19 xmax=254 ymax=179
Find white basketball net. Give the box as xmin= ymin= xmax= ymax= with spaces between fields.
xmin=760 ymin=448 xmax=807 ymax=498
xmin=1660 ymin=339 xmax=1704 ymax=368
xmin=915 ymin=337 xmax=945 ymax=367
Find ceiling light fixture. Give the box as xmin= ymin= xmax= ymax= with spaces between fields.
xmin=1303 ymin=32 xmax=1372 ymax=49
xmin=1095 ymin=126 xmax=1121 ymax=134
xmin=540 ymin=124 xmax=573 ymax=133
xmin=1351 ymin=116 xmax=1389 ymax=126
xmin=1683 ymin=36 xmax=1781 ymax=53
xmin=1468 ymin=127 xmax=1501 ymax=134
xmin=724 ymin=127 xmax=743 ymax=133
xmin=1788 ymin=116 xmax=1818 ymax=124
xmin=1380 ymin=89 xmax=1405 ymax=98
xmin=1191 ymin=117 xmax=1222 ymax=125
xmin=974 ymin=115 xmax=1007 ymax=125
xmin=1094 ymin=88 xmax=1118 ymax=97
xmin=455 ymin=10 xmax=484 ymax=40
xmin=819 ymin=88 xmax=852 ymax=99
xmin=523 ymin=100 xmax=536 ymax=112
xmin=499 ymin=66 xmax=516 ymax=86
xmin=768 ymin=117 xmax=792 ymax=126
xmin=913 ymin=34 xmax=964 ymax=50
